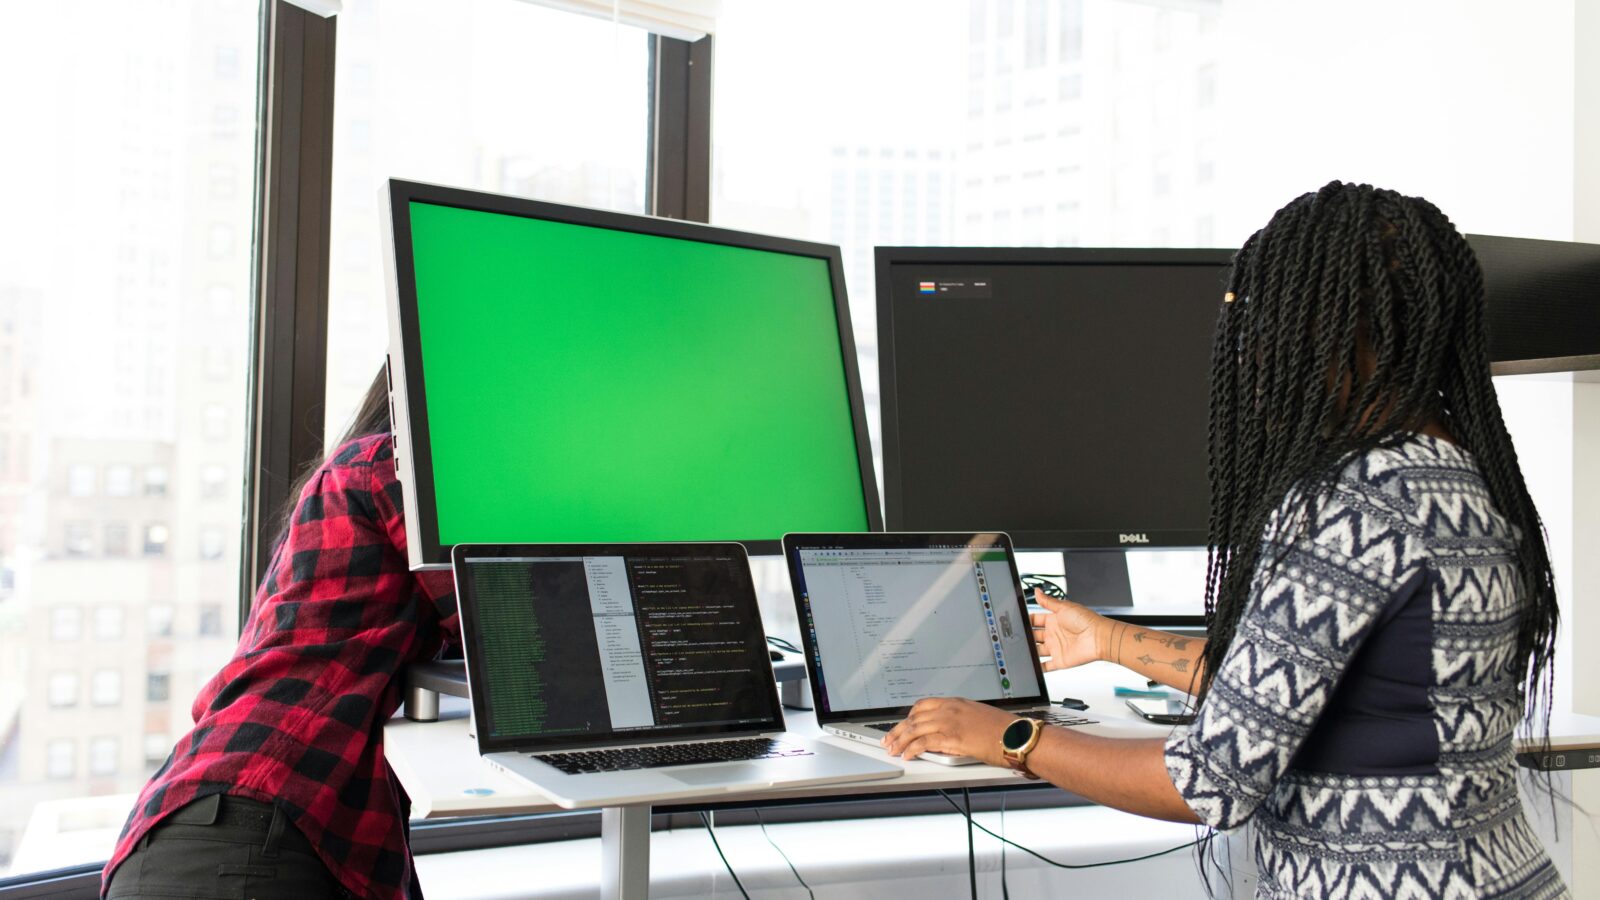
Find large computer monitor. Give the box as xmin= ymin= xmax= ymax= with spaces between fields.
xmin=384 ymin=180 xmax=882 ymax=569
xmin=876 ymin=247 xmax=1230 ymax=616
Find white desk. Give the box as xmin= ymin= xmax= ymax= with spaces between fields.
xmin=385 ymin=663 xmax=1600 ymax=899
xmin=386 ymin=663 xmax=1169 ymax=898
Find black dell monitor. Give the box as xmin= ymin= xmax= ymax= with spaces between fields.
xmin=875 ymin=247 xmax=1231 ymax=618
xmin=384 ymin=180 xmax=882 ymax=569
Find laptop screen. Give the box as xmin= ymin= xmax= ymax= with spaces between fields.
xmin=454 ymin=543 xmax=783 ymax=753
xmin=784 ymin=533 xmax=1048 ymax=723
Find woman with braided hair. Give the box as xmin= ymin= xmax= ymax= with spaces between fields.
xmin=883 ymin=181 xmax=1569 ymax=897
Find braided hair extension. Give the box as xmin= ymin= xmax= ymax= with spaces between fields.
xmin=1196 ymin=181 xmax=1559 ymax=742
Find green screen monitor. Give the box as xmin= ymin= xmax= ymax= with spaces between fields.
xmin=383 ymin=180 xmax=882 ymax=569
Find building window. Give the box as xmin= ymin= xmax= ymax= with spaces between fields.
xmin=48 ymin=672 xmax=79 ymax=708
xmin=201 ymin=464 xmax=227 ymax=499
xmin=91 ymin=669 xmax=122 ymax=706
xmin=198 ymin=603 xmax=223 ymax=637
xmin=199 ymin=525 xmax=225 ymax=560
xmin=105 ymin=522 xmax=130 ymax=556
xmin=143 ymin=522 xmax=169 ymax=557
xmin=1024 ymin=0 xmax=1046 ymax=67
xmin=144 ymin=733 xmax=172 ymax=765
xmin=64 ymin=521 xmax=94 ymax=557
xmin=50 ymin=606 xmax=83 ymax=641
xmin=105 ymin=464 xmax=135 ymax=496
xmin=147 ymin=604 xmax=175 ymax=638
xmin=202 ymin=405 xmax=227 ymax=441
xmin=94 ymin=606 xmax=125 ymax=640
xmin=147 ymin=671 xmax=171 ymax=703
xmin=67 ymin=463 xmax=96 ymax=497
xmin=46 ymin=739 xmax=76 ymax=780
xmin=89 ymin=737 xmax=119 ymax=776
xmin=143 ymin=465 xmax=168 ymax=496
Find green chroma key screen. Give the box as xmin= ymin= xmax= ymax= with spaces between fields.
xmin=407 ymin=200 xmax=871 ymax=545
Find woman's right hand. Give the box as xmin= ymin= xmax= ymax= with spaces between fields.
xmin=1030 ymin=590 xmax=1112 ymax=671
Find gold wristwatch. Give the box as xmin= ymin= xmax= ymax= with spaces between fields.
xmin=1000 ymin=717 xmax=1044 ymax=779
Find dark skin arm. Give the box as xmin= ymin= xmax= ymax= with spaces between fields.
xmin=1030 ymin=590 xmax=1207 ymax=692
xmin=880 ymin=696 xmax=1199 ymax=824
xmin=880 ymin=591 xmax=1211 ymax=824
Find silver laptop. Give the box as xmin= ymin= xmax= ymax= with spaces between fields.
xmin=453 ymin=542 xmax=902 ymax=809
xmin=784 ymin=532 xmax=1117 ymax=766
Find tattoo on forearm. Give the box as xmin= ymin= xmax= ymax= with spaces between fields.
xmin=1131 ymin=630 xmax=1191 ymax=651
xmin=1136 ymin=653 xmax=1191 ymax=673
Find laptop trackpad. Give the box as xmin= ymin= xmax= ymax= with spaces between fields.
xmin=667 ymin=763 xmax=766 ymax=787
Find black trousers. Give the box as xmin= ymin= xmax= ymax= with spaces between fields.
xmin=105 ymin=794 xmax=348 ymax=900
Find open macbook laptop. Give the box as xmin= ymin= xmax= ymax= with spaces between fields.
xmin=453 ymin=542 xmax=902 ymax=808
xmin=785 ymin=532 xmax=1122 ymax=766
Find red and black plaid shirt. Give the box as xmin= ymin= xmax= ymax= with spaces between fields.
xmin=103 ymin=434 xmax=458 ymax=898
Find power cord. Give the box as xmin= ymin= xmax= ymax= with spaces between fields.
xmin=999 ymin=792 xmax=1010 ymax=900
xmin=1019 ymin=574 xmax=1067 ymax=602
xmin=700 ymin=811 xmax=751 ymax=899
xmin=963 ymin=788 xmax=978 ymax=899
xmin=937 ymin=791 xmax=1205 ymax=870
xmin=766 ymin=635 xmax=803 ymax=655
xmin=753 ymin=808 xmax=814 ymax=900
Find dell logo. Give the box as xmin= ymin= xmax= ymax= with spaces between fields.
xmin=1119 ymin=533 xmax=1151 ymax=544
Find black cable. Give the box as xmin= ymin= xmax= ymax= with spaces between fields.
xmin=753 ymin=808 xmax=814 ymax=900
xmin=699 ymin=811 xmax=751 ymax=900
xmin=963 ymin=787 xmax=978 ymax=899
xmin=936 ymin=791 xmax=1205 ymax=870
xmin=766 ymin=635 xmax=802 ymax=654
xmin=999 ymin=791 xmax=1010 ymax=900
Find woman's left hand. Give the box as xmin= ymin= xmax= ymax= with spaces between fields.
xmin=881 ymin=697 xmax=1017 ymax=767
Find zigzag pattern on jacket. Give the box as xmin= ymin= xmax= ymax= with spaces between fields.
xmin=1165 ymin=434 xmax=1568 ymax=898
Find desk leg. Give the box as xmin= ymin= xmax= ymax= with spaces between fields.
xmin=600 ymin=805 xmax=651 ymax=900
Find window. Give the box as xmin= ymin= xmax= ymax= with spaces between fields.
xmin=201 ymin=463 xmax=227 ymax=499
xmin=50 ymin=606 xmax=83 ymax=641
xmin=0 ymin=3 xmax=256 ymax=877
xmin=147 ymin=604 xmax=175 ymax=638
xmin=147 ymin=672 xmax=171 ymax=703
xmin=47 ymin=672 xmax=79 ymax=708
xmin=202 ymin=404 xmax=227 ymax=441
xmin=45 ymin=739 xmax=76 ymax=780
xmin=105 ymin=464 xmax=135 ymax=496
xmin=143 ymin=465 xmax=169 ymax=496
xmin=143 ymin=522 xmax=169 ymax=557
xmin=91 ymin=669 xmax=122 ymax=706
xmin=323 ymin=0 xmax=652 ymax=439
xmin=199 ymin=525 xmax=225 ymax=560
xmin=144 ymin=733 xmax=172 ymax=765
xmin=199 ymin=603 xmax=223 ymax=638
xmin=64 ymin=520 xmax=93 ymax=557
xmin=105 ymin=522 xmax=130 ymax=556
xmin=93 ymin=606 xmax=125 ymax=640
xmin=89 ymin=737 xmax=119 ymax=776
xmin=1024 ymin=0 xmax=1046 ymax=67
xmin=67 ymin=463 xmax=95 ymax=497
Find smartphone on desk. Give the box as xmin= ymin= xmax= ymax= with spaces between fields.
xmin=1125 ymin=698 xmax=1195 ymax=726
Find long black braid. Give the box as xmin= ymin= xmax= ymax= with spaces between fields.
xmin=1196 ymin=181 xmax=1559 ymax=742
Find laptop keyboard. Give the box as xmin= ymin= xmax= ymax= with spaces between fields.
xmin=864 ymin=708 xmax=1097 ymax=733
xmin=533 ymin=738 xmax=813 ymax=775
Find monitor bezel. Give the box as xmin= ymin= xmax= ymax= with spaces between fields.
xmin=385 ymin=179 xmax=883 ymax=569
xmin=781 ymin=531 xmax=1053 ymax=725
xmin=452 ymin=541 xmax=785 ymax=755
xmin=873 ymin=246 xmax=1234 ymax=552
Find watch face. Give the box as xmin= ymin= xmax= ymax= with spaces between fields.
xmin=1002 ymin=718 xmax=1034 ymax=751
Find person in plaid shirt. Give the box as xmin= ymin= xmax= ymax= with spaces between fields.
xmin=104 ymin=370 xmax=457 ymax=899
